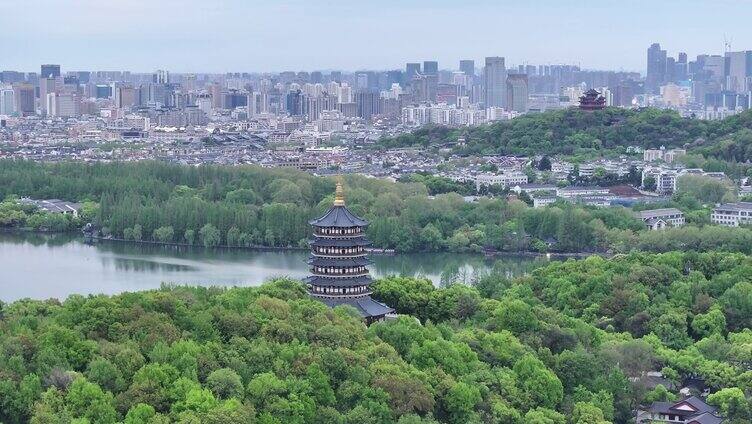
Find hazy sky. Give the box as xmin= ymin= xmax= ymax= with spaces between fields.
xmin=2 ymin=0 xmax=751 ymax=74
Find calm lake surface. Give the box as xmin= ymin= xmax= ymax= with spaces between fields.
xmin=0 ymin=232 xmax=553 ymax=302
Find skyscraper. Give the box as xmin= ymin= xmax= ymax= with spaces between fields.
xmin=506 ymin=74 xmax=528 ymax=112
xmin=484 ymin=56 xmax=507 ymax=108
xmin=423 ymin=61 xmax=438 ymax=76
xmin=153 ymin=70 xmax=170 ymax=84
xmin=39 ymin=77 xmax=57 ymax=115
xmin=646 ymin=43 xmax=667 ymax=94
xmin=13 ymin=83 xmax=35 ymax=116
xmin=460 ymin=60 xmax=475 ymax=77
xmin=0 ymin=86 xmax=15 ymax=115
xmin=405 ymin=63 xmax=421 ymax=83
xmin=40 ymin=64 xmax=60 ymax=79
xmin=725 ymin=51 xmax=752 ymax=93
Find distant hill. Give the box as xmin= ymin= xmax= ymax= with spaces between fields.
xmin=379 ymin=107 xmax=752 ymax=158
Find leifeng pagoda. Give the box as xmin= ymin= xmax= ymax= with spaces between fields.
xmin=578 ymin=88 xmax=607 ymax=111
xmin=305 ymin=180 xmax=394 ymax=324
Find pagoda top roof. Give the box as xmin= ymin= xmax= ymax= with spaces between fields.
xmin=310 ymin=205 xmax=369 ymax=228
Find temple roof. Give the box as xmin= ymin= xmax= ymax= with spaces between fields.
xmin=309 ymin=205 xmax=369 ymax=228
xmin=309 ymin=237 xmax=372 ymax=247
xmin=318 ymin=295 xmax=394 ymax=318
xmin=308 ymin=257 xmax=372 ymax=267
xmin=304 ymin=275 xmax=372 ymax=287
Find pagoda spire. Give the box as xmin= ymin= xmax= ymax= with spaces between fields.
xmin=334 ymin=177 xmax=345 ymax=206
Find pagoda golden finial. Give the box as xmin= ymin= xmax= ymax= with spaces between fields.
xmin=334 ymin=176 xmax=345 ymax=206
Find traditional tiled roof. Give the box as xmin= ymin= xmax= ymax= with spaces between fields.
xmin=319 ymin=296 xmax=394 ymax=318
xmin=309 ymin=205 xmax=369 ymax=228
xmin=304 ymin=275 xmax=373 ymax=287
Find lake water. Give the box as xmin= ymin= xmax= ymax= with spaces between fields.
xmin=0 ymin=232 xmax=551 ymax=302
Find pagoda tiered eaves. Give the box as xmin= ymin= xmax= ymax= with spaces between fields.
xmin=305 ymin=181 xmax=393 ymax=324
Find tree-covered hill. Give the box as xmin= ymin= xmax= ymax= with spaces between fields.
xmin=1 ymin=251 xmax=751 ymax=423
xmin=380 ymin=107 xmax=752 ymax=157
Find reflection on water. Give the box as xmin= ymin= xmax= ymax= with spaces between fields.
xmin=0 ymin=232 xmax=549 ymax=301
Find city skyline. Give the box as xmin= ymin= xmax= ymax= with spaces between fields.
xmin=2 ymin=0 xmax=751 ymax=73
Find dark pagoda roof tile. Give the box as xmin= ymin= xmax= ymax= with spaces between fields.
xmin=304 ymin=275 xmax=372 ymax=287
xmin=308 ymin=257 xmax=372 ymax=267
xmin=310 ymin=205 xmax=369 ymax=228
xmin=318 ymin=295 xmax=394 ymax=318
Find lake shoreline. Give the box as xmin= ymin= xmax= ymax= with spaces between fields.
xmin=90 ymin=235 xmax=601 ymax=259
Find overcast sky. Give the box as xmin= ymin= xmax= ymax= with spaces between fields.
xmin=2 ymin=0 xmax=751 ymax=74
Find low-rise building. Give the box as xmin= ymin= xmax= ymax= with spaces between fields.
xmin=636 ymin=396 xmax=723 ymax=424
xmin=19 ymin=198 xmax=81 ymax=217
xmin=510 ymin=183 xmax=557 ymax=195
xmin=635 ymin=208 xmax=685 ymax=230
xmin=557 ymin=186 xmax=610 ymax=199
xmin=711 ymin=202 xmax=752 ymax=227
xmin=475 ymin=172 xmax=528 ymax=191
xmin=532 ymin=196 xmax=557 ymax=208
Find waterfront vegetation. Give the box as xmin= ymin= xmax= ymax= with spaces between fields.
xmin=1 ymin=160 xmax=752 ymax=254
xmin=0 ymin=251 xmax=751 ymax=423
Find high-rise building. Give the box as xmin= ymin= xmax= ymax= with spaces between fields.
xmin=506 ymin=74 xmax=528 ymax=112
xmin=40 ymin=64 xmax=60 ymax=78
xmin=354 ymin=91 xmax=379 ymax=120
xmin=47 ymin=92 xmax=80 ymax=117
xmin=39 ymin=77 xmax=57 ymax=115
xmin=0 ymin=86 xmax=15 ymax=115
xmin=423 ymin=61 xmax=438 ymax=76
xmin=405 ymin=63 xmax=421 ymax=83
xmin=725 ymin=51 xmax=752 ymax=93
xmin=646 ymin=43 xmax=667 ymax=94
xmin=484 ymin=56 xmax=507 ymax=108
xmin=153 ymin=70 xmax=170 ymax=84
xmin=460 ymin=60 xmax=475 ymax=77
xmin=13 ymin=83 xmax=35 ymax=116
xmin=115 ymin=86 xmax=137 ymax=109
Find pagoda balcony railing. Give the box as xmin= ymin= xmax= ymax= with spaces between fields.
xmin=314 ymin=228 xmax=364 ymax=237
xmin=310 ymin=269 xmax=369 ymax=277
xmin=311 ymin=250 xmax=367 ymax=257
xmin=312 ymin=233 xmax=365 ymax=239
xmin=309 ymin=291 xmax=373 ymax=299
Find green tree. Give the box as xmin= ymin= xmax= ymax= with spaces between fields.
xmin=199 ymin=224 xmax=221 ymax=247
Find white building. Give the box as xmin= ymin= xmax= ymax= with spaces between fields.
xmin=556 ymin=186 xmax=610 ymax=199
xmin=711 ymin=202 xmax=752 ymax=227
xmin=0 ymin=85 xmax=14 ymax=115
xmin=475 ymin=173 xmax=528 ymax=191
xmin=643 ymin=146 xmax=686 ymax=163
xmin=635 ymin=208 xmax=685 ymax=230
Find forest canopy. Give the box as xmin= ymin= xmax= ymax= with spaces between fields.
xmin=1 ymin=251 xmax=752 ymax=423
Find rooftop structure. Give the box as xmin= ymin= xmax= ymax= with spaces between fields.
xmin=305 ymin=180 xmax=394 ymax=324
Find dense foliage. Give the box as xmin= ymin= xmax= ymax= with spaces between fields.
xmin=380 ymin=107 xmax=752 ymax=157
xmin=0 ymin=160 xmax=644 ymax=253
xmin=2 ymin=251 xmax=752 ymax=423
